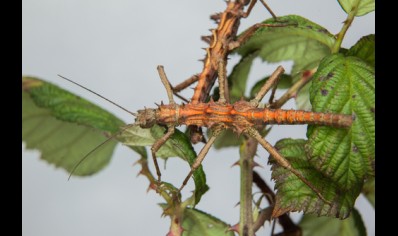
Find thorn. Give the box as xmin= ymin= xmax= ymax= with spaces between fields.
xmin=253 ymin=161 xmax=263 ymax=168
xmin=147 ymin=183 xmax=157 ymax=193
xmin=228 ymin=223 xmax=240 ymax=233
xmin=161 ymin=101 xmax=164 ymax=105
xmin=136 ymin=169 xmax=144 ymax=177
xmin=198 ymin=58 xmax=205 ymax=62
xmin=201 ymin=35 xmax=212 ymax=44
xmin=231 ymin=160 xmax=240 ymax=168
xmin=155 ymin=102 xmax=160 ymax=107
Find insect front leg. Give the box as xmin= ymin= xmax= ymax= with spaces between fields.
xmin=245 ymin=127 xmax=332 ymax=205
xmin=249 ymin=66 xmax=284 ymax=107
xmin=157 ymin=65 xmax=176 ymax=105
xmin=217 ymin=59 xmax=229 ymax=104
xmin=179 ymin=126 xmax=223 ymax=192
xmin=151 ymin=125 xmax=175 ymax=184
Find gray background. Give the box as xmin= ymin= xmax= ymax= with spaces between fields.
xmin=22 ymin=0 xmax=375 ymax=235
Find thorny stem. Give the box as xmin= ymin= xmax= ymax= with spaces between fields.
xmin=136 ymin=157 xmax=173 ymax=205
xmin=269 ymin=68 xmax=316 ymax=109
xmin=239 ymin=136 xmax=258 ymax=236
xmin=331 ymin=0 xmax=359 ymax=53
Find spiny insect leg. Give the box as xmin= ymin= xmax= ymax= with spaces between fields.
xmin=151 ymin=126 xmax=175 ymax=183
xmin=250 ymin=66 xmax=284 ymax=107
xmin=245 ymin=127 xmax=332 ymax=205
xmin=179 ymin=127 xmax=223 ymax=192
xmin=258 ymin=0 xmax=277 ymax=20
xmin=172 ymin=74 xmax=199 ymax=93
xmin=241 ymin=0 xmax=258 ymax=18
xmin=228 ymin=22 xmax=292 ymax=51
xmin=217 ymin=59 xmax=229 ymax=104
xmin=157 ymin=65 xmax=176 ymax=105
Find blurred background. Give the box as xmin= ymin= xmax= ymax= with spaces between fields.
xmin=22 ymin=0 xmax=375 ymax=235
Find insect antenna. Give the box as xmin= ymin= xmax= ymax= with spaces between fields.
xmin=68 ymin=123 xmax=135 ymax=180
xmin=57 ymin=74 xmax=137 ymax=116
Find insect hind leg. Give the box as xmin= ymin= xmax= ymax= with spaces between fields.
xmin=245 ymin=127 xmax=332 ymax=205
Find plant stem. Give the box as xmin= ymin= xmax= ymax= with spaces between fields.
xmin=239 ymin=137 xmax=258 ymax=236
xmin=331 ymin=0 xmax=360 ymax=53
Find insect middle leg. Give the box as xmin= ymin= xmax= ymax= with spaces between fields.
xmin=228 ymin=22 xmax=294 ymax=51
xmin=151 ymin=66 xmax=178 ymax=184
xmin=179 ymin=127 xmax=223 ymax=192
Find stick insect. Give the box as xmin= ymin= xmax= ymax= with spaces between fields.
xmin=62 ymin=64 xmax=352 ymax=205
xmin=134 ymin=65 xmax=352 ymax=204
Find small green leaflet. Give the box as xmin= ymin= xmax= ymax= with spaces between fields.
xmin=181 ymin=208 xmax=234 ymax=236
xmin=269 ymin=139 xmax=361 ymax=219
xmin=299 ymin=208 xmax=367 ymax=236
xmin=307 ymin=54 xmax=375 ymax=190
xmin=338 ymin=0 xmax=375 ymax=16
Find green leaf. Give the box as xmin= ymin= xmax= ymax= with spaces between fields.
xmin=213 ymin=129 xmax=244 ymax=149
xmin=22 ymin=76 xmax=125 ymax=176
xmin=181 ymin=208 xmax=234 ymax=236
xmin=118 ymin=124 xmax=208 ymax=204
xmin=249 ymin=74 xmax=293 ymax=99
xmin=338 ymin=0 xmax=375 ymax=16
xmin=228 ymin=50 xmax=258 ymax=102
xmin=300 ymin=208 xmax=367 ymax=236
xmin=270 ymin=139 xmax=360 ymax=219
xmin=346 ymin=34 xmax=375 ymax=67
xmin=306 ymin=54 xmax=375 ymax=190
xmin=235 ymin=15 xmax=336 ymax=109
xmin=362 ymin=177 xmax=375 ymax=207
xmin=236 ymin=15 xmax=335 ymax=60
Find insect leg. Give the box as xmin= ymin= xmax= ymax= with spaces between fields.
xmin=172 ymin=74 xmax=199 ymax=93
xmin=151 ymin=126 xmax=175 ymax=183
xmin=157 ymin=65 xmax=176 ymax=105
xmin=249 ymin=66 xmax=284 ymax=107
xmin=217 ymin=59 xmax=229 ymax=104
xmin=228 ymin=23 xmax=293 ymax=51
xmin=179 ymin=127 xmax=223 ymax=191
xmin=258 ymin=0 xmax=277 ymax=20
xmin=245 ymin=127 xmax=331 ymax=205
xmin=241 ymin=0 xmax=257 ymax=18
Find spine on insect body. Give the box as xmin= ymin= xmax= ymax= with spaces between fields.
xmin=191 ymin=1 xmax=244 ymax=104
xmin=155 ymin=101 xmax=353 ymax=129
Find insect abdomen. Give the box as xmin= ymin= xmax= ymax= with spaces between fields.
xmin=256 ymin=109 xmax=352 ymax=128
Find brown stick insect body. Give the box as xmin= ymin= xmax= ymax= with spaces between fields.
xmin=138 ymin=65 xmax=352 ymax=204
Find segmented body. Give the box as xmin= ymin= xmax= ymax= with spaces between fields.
xmin=136 ymin=100 xmax=352 ymax=133
xmin=190 ymin=1 xmax=246 ymax=104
